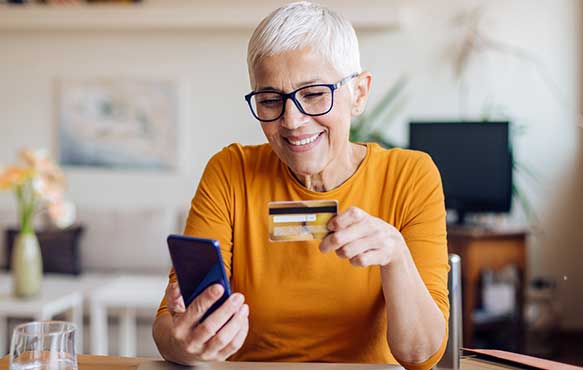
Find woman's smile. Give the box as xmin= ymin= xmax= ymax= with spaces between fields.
xmin=283 ymin=131 xmax=325 ymax=152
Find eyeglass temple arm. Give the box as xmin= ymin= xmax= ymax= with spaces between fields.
xmin=335 ymin=73 xmax=360 ymax=88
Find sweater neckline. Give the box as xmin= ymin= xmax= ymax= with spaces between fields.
xmin=281 ymin=142 xmax=374 ymax=198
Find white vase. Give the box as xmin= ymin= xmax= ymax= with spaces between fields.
xmin=11 ymin=232 xmax=43 ymax=298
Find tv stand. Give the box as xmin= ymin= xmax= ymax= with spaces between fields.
xmin=454 ymin=210 xmax=467 ymax=225
xmin=447 ymin=225 xmax=528 ymax=351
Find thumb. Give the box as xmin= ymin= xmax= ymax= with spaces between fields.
xmin=184 ymin=284 xmax=224 ymax=324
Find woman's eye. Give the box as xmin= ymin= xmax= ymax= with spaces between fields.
xmin=302 ymin=92 xmax=325 ymax=99
xmin=259 ymin=98 xmax=282 ymax=106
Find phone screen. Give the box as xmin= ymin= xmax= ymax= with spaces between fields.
xmin=167 ymin=235 xmax=231 ymax=322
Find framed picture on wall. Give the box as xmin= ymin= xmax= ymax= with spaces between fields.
xmin=57 ymin=77 xmax=183 ymax=172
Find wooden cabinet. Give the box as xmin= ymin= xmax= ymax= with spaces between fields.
xmin=447 ymin=226 xmax=528 ymax=348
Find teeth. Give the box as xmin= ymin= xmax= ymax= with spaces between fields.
xmin=288 ymin=133 xmax=320 ymax=146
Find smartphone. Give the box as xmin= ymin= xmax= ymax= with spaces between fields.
xmin=167 ymin=234 xmax=232 ymax=322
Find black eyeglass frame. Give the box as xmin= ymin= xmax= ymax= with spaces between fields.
xmin=244 ymin=72 xmax=360 ymax=123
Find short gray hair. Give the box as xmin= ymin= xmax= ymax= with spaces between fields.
xmin=247 ymin=1 xmax=362 ymax=87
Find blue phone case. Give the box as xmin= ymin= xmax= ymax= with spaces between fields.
xmin=167 ymin=234 xmax=232 ymax=322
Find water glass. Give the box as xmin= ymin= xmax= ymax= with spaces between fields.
xmin=9 ymin=321 xmax=77 ymax=370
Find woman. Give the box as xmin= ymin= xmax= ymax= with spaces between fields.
xmin=153 ymin=2 xmax=449 ymax=370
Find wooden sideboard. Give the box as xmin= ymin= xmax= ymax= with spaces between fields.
xmin=447 ymin=226 xmax=528 ymax=349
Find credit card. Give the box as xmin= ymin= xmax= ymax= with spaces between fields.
xmin=268 ymin=200 xmax=338 ymax=242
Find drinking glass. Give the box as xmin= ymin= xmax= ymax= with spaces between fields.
xmin=9 ymin=321 xmax=77 ymax=370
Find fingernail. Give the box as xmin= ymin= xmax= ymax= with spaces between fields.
xmin=241 ymin=304 xmax=249 ymax=315
xmin=211 ymin=284 xmax=223 ymax=297
xmin=233 ymin=293 xmax=244 ymax=304
xmin=327 ymin=223 xmax=335 ymax=231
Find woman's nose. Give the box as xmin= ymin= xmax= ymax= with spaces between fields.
xmin=280 ymin=99 xmax=308 ymax=130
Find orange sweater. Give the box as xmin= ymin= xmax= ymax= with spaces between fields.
xmin=157 ymin=142 xmax=449 ymax=369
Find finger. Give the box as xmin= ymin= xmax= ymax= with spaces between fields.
xmin=349 ymin=248 xmax=390 ymax=267
xmin=202 ymin=304 xmax=249 ymax=358
xmin=166 ymin=282 xmax=186 ymax=314
xmin=334 ymin=236 xmax=377 ymax=260
xmin=165 ymin=281 xmax=180 ymax=302
xmin=190 ymin=291 xmax=245 ymax=345
xmin=216 ymin=315 xmax=250 ymax=359
xmin=328 ymin=206 xmax=366 ymax=231
xmin=320 ymin=218 xmax=370 ymax=253
xmin=174 ymin=284 xmax=224 ymax=338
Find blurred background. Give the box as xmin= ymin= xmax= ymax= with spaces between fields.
xmin=0 ymin=0 xmax=581 ymax=366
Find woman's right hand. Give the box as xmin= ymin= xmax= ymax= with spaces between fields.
xmin=165 ymin=282 xmax=249 ymax=364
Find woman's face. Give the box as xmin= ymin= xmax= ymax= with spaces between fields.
xmin=252 ymin=48 xmax=358 ymax=177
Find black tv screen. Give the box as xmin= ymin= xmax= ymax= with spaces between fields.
xmin=409 ymin=121 xmax=513 ymax=223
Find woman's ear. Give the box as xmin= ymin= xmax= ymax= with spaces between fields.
xmin=351 ymin=71 xmax=373 ymax=117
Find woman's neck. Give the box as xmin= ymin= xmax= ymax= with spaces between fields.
xmin=292 ymin=143 xmax=367 ymax=192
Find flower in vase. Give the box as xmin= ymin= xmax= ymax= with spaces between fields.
xmin=0 ymin=166 xmax=34 ymax=190
xmin=48 ymin=199 xmax=76 ymax=229
xmin=0 ymin=149 xmax=75 ymax=233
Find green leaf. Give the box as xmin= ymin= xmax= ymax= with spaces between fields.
xmin=513 ymin=161 xmax=541 ymax=184
xmin=512 ymin=182 xmax=540 ymax=227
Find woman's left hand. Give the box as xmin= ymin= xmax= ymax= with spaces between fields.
xmin=319 ymin=206 xmax=406 ymax=267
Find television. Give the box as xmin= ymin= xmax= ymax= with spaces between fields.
xmin=408 ymin=121 xmax=513 ymax=225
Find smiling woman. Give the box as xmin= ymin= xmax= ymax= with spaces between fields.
xmin=152 ymin=2 xmax=449 ymax=370
xmin=252 ymin=48 xmax=368 ymax=190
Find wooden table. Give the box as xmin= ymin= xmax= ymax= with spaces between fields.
xmin=1 ymin=353 xmax=573 ymax=370
xmin=0 ymin=355 xmax=404 ymax=370
xmin=0 ymin=355 xmax=150 ymax=370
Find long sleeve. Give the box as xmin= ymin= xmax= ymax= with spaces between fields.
xmin=397 ymin=152 xmax=450 ymax=370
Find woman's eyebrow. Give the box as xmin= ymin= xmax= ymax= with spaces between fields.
xmin=256 ymin=78 xmax=322 ymax=92
xmin=294 ymin=78 xmax=321 ymax=88
xmin=256 ymin=86 xmax=281 ymax=92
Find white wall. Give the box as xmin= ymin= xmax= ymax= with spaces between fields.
xmin=0 ymin=0 xmax=581 ymax=329
xmin=0 ymin=29 xmax=260 ymax=209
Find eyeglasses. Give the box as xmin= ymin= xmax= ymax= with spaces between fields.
xmin=245 ymin=73 xmax=359 ymax=122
